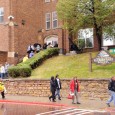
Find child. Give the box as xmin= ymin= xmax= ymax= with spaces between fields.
xmin=0 ymin=79 xmax=6 ymax=99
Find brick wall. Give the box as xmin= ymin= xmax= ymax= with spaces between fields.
xmin=0 ymin=0 xmax=10 ymax=52
xmin=0 ymin=0 xmax=101 ymax=64
xmin=0 ymin=51 xmax=7 ymax=64
xmin=4 ymin=79 xmax=109 ymax=100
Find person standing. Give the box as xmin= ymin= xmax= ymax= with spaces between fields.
xmin=36 ymin=45 xmax=41 ymax=53
xmin=23 ymin=55 xmax=28 ymax=62
xmin=43 ymin=43 xmax=47 ymax=49
xmin=49 ymin=76 xmax=56 ymax=102
xmin=55 ymin=74 xmax=61 ymax=100
xmin=29 ymin=51 xmax=34 ymax=58
xmin=1 ymin=65 xmax=5 ymax=79
xmin=4 ymin=62 xmax=10 ymax=78
xmin=70 ymin=77 xmax=81 ymax=104
xmin=106 ymin=76 xmax=115 ymax=107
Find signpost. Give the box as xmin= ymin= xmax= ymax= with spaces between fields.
xmin=89 ymin=50 xmax=115 ymax=72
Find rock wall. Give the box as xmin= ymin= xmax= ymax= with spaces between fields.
xmin=4 ymin=79 xmax=110 ymax=100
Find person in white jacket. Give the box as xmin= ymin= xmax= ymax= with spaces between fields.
xmin=1 ymin=65 xmax=5 ymax=79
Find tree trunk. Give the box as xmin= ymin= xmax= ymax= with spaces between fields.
xmin=95 ymin=26 xmax=102 ymax=51
xmin=91 ymin=0 xmax=102 ymax=51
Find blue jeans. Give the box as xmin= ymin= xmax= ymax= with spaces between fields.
xmin=1 ymin=73 xmax=4 ymax=79
xmin=107 ymin=90 xmax=115 ymax=106
xmin=55 ymin=89 xmax=61 ymax=99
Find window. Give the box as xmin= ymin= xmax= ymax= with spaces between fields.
xmin=45 ymin=0 xmax=50 ymax=2
xmin=103 ymin=25 xmax=115 ymax=46
xmin=52 ymin=11 xmax=58 ymax=28
xmin=46 ymin=13 xmax=51 ymax=30
xmin=0 ymin=7 xmax=4 ymax=23
xmin=78 ymin=28 xmax=94 ymax=48
xmin=103 ymin=33 xmax=115 ymax=46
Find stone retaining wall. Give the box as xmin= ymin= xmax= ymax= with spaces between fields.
xmin=4 ymin=79 xmax=110 ymax=100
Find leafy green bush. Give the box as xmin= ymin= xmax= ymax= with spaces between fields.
xmin=8 ymin=64 xmax=31 ymax=78
xmin=8 ymin=48 xmax=59 ymax=78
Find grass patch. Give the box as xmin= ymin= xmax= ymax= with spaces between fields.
xmin=31 ymin=52 xmax=115 ymax=79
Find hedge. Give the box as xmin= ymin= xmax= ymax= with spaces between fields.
xmin=8 ymin=48 xmax=59 ymax=78
xmin=8 ymin=64 xmax=31 ymax=78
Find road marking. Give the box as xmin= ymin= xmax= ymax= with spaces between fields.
xmin=37 ymin=107 xmax=107 ymax=115
xmin=66 ymin=110 xmax=93 ymax=115
xmin=36 ymin=108 xmax=73 ymax=115
xmin=51 ymin=109 xmax=79 ymax=115
xmin=77 ymin=111 xmax=94 ymax=115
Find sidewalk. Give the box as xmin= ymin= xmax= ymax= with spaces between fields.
xmin=0 ymin=95 xmax=113 ymax=110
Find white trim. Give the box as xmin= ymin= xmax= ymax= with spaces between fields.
xmin=52 ymin=11 xmax=58 ymax=29
xmin=0 ymin=7 xmax=4 ymax=23
xmin=45 ymin=13 xmax=51 ymax=30
xmin=78 ymin=28 xmax=94 ymax=48
xmin=45 ymin=0 xmax=50 ymax=3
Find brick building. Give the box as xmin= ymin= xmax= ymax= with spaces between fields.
xmin=0 ymin=0 xmax=114 ymax=64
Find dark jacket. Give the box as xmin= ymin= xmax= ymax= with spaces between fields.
xmin=108 ymin=80 xmax=115 ymax=92
xmin=50 ymin=80 xmax=56 ymax=91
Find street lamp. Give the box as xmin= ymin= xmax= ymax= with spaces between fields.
xmin=4 ymin=15 xmax=18 ymax=27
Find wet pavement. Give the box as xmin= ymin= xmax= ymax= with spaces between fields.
xmin=0 ymin=95 xmax=114 ymax=115
xmin=0 ymin=102 xmax=112 ymax=115
xmin=0 ymin=103 xmax=62 ymax=115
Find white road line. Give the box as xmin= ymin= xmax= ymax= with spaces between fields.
xmin=77 ymin=111 xmax=94 ymax=115
xmin=94 ymin=110 xmax=106 ymax=113
xmin=50 ymin=109 xmax=79 ymax=115
xmin=66 ymin=110 xmax=92 ymax=115
xmin=76 ymin=110 xmax=106 ymax=115
xmin=36 ymin=108 xmax=73 ymax=115
xmin=36 ymin=108 xmax=106 ymax=115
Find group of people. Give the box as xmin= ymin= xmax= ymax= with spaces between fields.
xmin=49 ymin=75 xmax=115 ymax=107
xmin=27 ymin=44 xmax=41 ymax=58
xmin=49 ymin=75 xmax=81 ymax=104
xmin=0 ymin=62 xmax=10 ymax=79
xmin=49 ymin=74 xmax=61 ymax=102
xmin=26 ymin=42 xmax=58 ymax=59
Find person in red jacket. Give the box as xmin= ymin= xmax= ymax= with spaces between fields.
xmin=70 ymin=77 xmax=81 ymax=104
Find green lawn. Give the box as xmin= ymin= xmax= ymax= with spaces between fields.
xmin=31 ymin=52 xmax=115 ymax=79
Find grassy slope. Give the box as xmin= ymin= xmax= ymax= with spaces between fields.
xmin=31 ymin=52 xmax=115 ymax=79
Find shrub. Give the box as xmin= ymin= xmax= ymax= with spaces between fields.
xmin=8 ymin=64 xmax=31 ymax=78
xmin=8 ymin=48 xmax=59 ymax=77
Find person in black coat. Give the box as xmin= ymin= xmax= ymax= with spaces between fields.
xmin=106 ymin=77 xmax=115 ymax=107
xmin=55 ymin=74 xmax=61 ymax=100
xmin=49 ymin=76 xmax=56 ymax=102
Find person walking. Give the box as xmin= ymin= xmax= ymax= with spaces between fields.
xmin=49 ymin=76 xmax=56 ymax=102
xmin=106 ymin=76 xmax=115 ymax=107
xmin=55 ymin=74 xmax=61 ymax=100
xmin=70 ymin=77 xmax=81 ymax=104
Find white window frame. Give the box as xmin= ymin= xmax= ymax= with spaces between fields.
xmin=46 ymin=13 xmax=51 ymax=30
xmin=45 ymin=0 xmax=50 ymax=2
xmin=0 ymin=7 xmax=4 ymax=23
xmin=102 ymin=32 xmax=115 ymax=46
xmin=78 ymin=28 xmax=94 ymax=48
xmin=52 ymin=11 xmax=58 ymax=29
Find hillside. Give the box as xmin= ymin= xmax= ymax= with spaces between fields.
xmin=31 ymin=52 xmax=115 ymax=79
